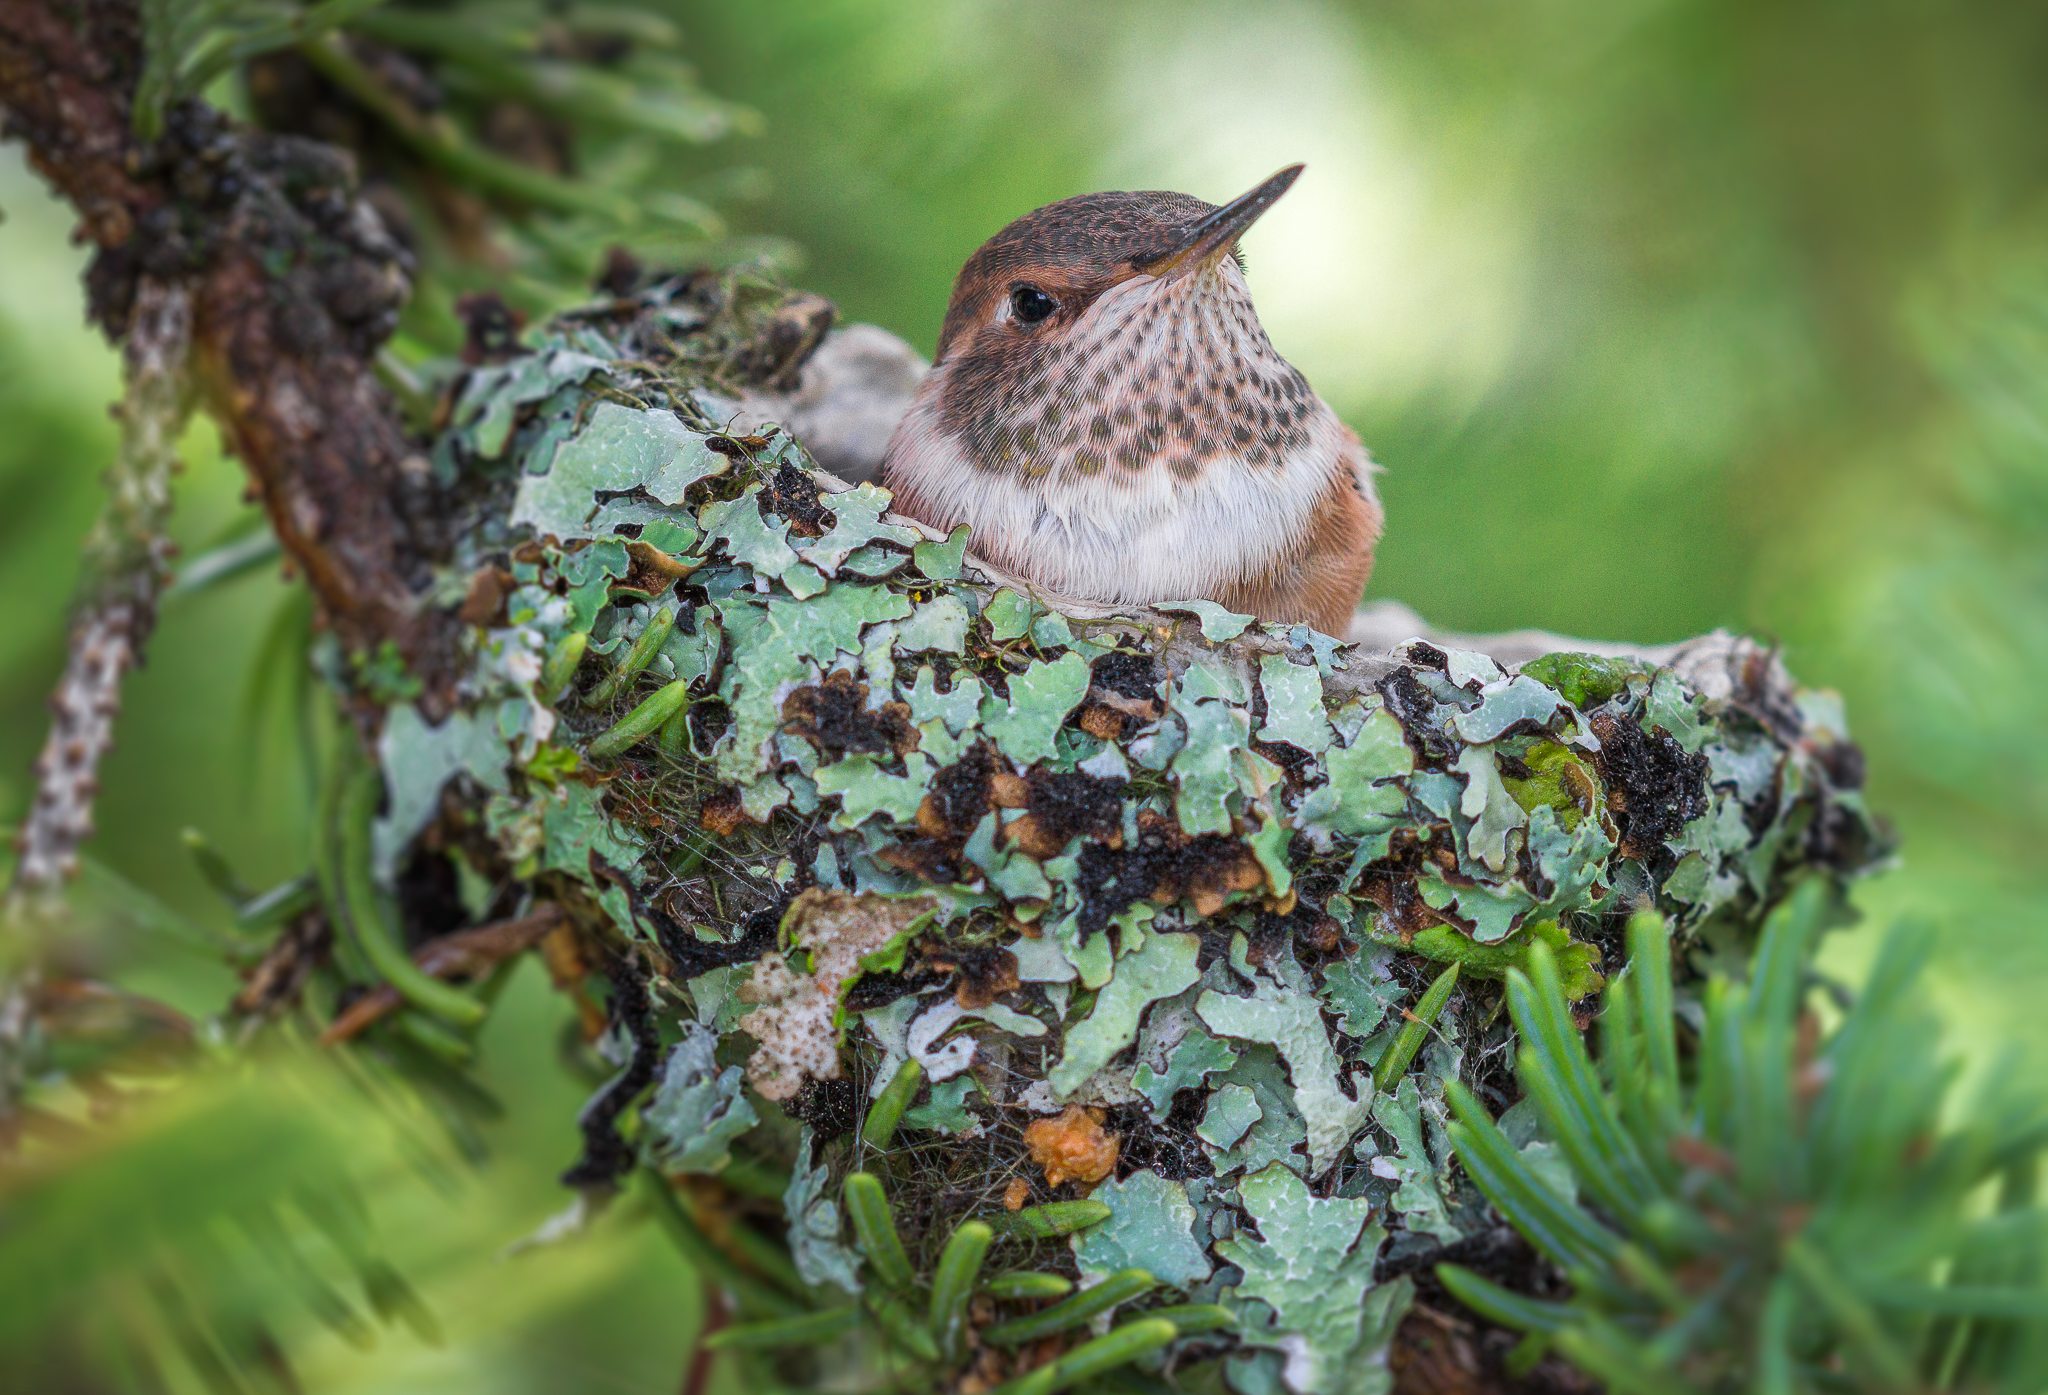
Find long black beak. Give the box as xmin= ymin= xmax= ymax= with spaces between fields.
xmin=1138 ymin=163 xmax=1304 ymax=277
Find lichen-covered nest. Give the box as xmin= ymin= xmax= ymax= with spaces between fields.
xmin=340 ymin=271 xmax=1888 ymax=1393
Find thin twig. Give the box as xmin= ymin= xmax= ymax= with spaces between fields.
xmin=8 ymin=278 xmax=191 ymax=910
xmin=317 ymin=903 xmax=565 ymax=1043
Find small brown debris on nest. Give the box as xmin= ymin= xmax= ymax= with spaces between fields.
xmin=457 ymin=565 xmax=515 ymax=627
xmin=925 ymin=943 xmax=1021 ymax=1009
xmin=762 ymin=456 xmax=832 ymax=535
xmin=619 ymin=539 xmax=700 ymax=595
xmin=1023 ymin=1105 xmax=1120 ymax=1189
xmin=700 ymin=786 xmax=747 ymax=835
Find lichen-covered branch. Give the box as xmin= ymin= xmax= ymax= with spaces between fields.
xmin=0 ymin=0 xmax=436 ymax=683
xmin=9 ymin=278 xmax=190 ymax=906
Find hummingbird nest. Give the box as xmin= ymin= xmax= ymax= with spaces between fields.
xmin=356 ymin=269 xmax=1888 ymax=1393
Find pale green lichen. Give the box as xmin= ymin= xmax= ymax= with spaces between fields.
xmin=1198 ymin=947 xmax=1374 ymax=1175
xmin=1197 ymin=1084 xmax=1263 ymax=1151
xmin=1369 ymin=1078 xmax=1456 ymax=1244
xmin=784 ymin=1126 xmax=862 ymax=1293
xmin=1217 ymin=1164 xmax=1407 ymax=1395
xmin=977 ymin=652 xmax=1091 ymax=765
xmin=643 ymin=1024 xmax=759 ymax=1174
xmin=371 ymin=703 xmax=510 ymax=877
xmin=1072 ymin=1169 xmax=1212 ymax=1287
xmin=1050 ymin=932 xmax=1200 ymax=1098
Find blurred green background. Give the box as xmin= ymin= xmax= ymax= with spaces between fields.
xmin=2 ymin=0 xmax=2044 ymax=1389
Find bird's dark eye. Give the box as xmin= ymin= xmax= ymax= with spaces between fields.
xmin=1010 ymin=285 xmax=1057 ymax=325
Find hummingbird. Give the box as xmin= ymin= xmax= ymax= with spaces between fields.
xmin=881 ymin=164 xmax=1380 ymax=637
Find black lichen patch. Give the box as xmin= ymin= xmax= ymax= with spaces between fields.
xmin=1091 ymin=650 xmax=1164 ymax=701
xmin=1073 ymin=810 xmax=1266 ymax=939
xmin=874 ymin=835 xmax=972 ymax=885
xmin=455 ymin=289 xmax=526 ymax=364
xmin=1588 ymin=710 xmax=1711 ymax=861
xmin=561 ymin=953 xmax=662 ymax=1188
xmin=1252 ymin=739 xmax=1319 ymax=786
xmin=789 ymin=1077 xmax=860 ymax=1143
xmin=1024 ymin=769 xmax=1126 ymax=847
xmin=1073 ymin=842 xmax=1156 ymax=941
xmin=1377 ymin=666 xmax=1456 ymax=763
xmin=764 ymin=457 xmax=831 ymax=537
xmin=924 ymin=943 xmax=1020 ymax=1009
xmin=644 ymin=894 xmax=770 ymax=980
xmin=1104 ymin=1098 xmax=1213 ymax=1182
xmin=842 ymin=968 xmax=947 ymax=1013
xmin=921 ymin=744 xmax=996 ymax=837
xmin=782 ymin=670 xmax=917 ymax=758
xmin=1404 ymin=641 xmax=1450 ymax=672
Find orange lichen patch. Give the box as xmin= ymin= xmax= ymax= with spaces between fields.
xmin=1114 ymin=811 xmax=1270 ymax=918
xmin=989 ymin=770 xmax=1030 ymax=808
xmin=999 ymin=766 xmax=1128 ymax=860
xmin=1300 ymin=912 xmax=1344 ymax=953
xmin=1077 ymin=703 xmax=1130 ymax=741
xmin=622 ymin=537 xmax=700 ymax=590
xmin=874 ymin=836 xmax=970 ymax=883
xmin=1023 ymin=1105 xmax=1120 ymax=1189
xmin=1180 ymin=845 xmax=1269 ymax=918
xmin=700 ymin=786 xmax=747 ymax=836
xmin=1071 ymin=807 xmax=1281 ymax=940
xmin=997 ymin=812 xmax=1066 ymax=860
xmin=918 ymin=744 xmax=997 ymax=839
xmin=1003 ymin=1177 xmax=1032 ymax=1211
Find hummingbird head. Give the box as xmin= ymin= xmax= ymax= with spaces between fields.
xmin=917 ymin=164 xmax=1318 ymax=485
xmin=881 ymin=163 xmax=1380 ymax=635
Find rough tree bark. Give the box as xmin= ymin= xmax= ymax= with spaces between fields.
xmin=1 ymin=0 xmax=462 ymax=907
xmin=8 ymin=279 xmax=188 ymax=904
xmin=0 ymin=0 xmax=439 ymax=669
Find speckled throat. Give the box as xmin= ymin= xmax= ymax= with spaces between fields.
xmin=882 ymin=176 xmax=1381 ymax=632
xmin=934 ymin=257 xmax=1320 ymax=485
